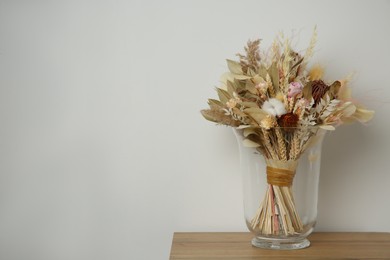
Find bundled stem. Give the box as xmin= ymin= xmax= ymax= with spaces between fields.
xmin=250 ymin=128 xmax=316 ymax=236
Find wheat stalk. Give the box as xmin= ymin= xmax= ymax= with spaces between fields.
xmin=237 ymin=39 xmax=261 ymax=74
xmin=261 ymin=128 xmax=278 ymax=159
xmin=275 ymin=128 xmax=287 ymax=161
xmin=289 ymin=131 xmax=301 ymax=160
xmin=266 ymin=73 xmax=276 ymax=98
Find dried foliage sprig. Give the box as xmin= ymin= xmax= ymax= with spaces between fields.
xmin=201 ymin=28 xmax=375 ymax=236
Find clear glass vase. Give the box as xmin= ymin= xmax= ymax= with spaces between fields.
xmin=234 ymin=127 xmax=326 ymax=250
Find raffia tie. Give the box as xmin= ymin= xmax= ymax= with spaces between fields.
xmin=266 ymin=166 xmax=295 ymax=187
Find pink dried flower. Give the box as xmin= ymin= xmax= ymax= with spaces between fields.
xmin=288 ymin=82 xmax=303 ymax=98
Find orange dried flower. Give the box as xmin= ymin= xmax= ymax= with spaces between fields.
xmin=277 ymin=112 xmax=299 ymax=128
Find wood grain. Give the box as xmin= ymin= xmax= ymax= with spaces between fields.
xmin=170 ymin=232 xmax=390 ymax=259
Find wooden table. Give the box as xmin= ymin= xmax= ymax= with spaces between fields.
xmin=170 ymin=232 xmax=390 ymax=259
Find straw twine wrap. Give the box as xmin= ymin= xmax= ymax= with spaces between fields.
xmin=266 ymin=166 xmax=295 ymax=187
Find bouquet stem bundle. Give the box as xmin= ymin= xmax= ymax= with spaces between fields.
xmin=248 ymin=128 xmax=318 ymax=236
xmin=251 ymin=162 xmax=301 ymax=235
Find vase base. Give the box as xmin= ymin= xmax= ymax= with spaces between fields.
xmin=251 ymin=237 xmax=310 ymax=250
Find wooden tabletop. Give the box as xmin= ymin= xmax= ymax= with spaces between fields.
xmin=170 ymin=232 xmax=390 ymax=259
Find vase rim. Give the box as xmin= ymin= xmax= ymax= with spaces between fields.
xmin=235 ymin=125 xmax=325 ymax=130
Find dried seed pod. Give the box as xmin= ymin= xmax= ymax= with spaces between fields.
xmin=311 ymin=80 xmax=330 ymax=105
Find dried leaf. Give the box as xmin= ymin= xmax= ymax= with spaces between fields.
xmin=243 ymin=127 xmax=257 ymax=137
xmin=339 ymin=102 xmax=356 ymax=117
xmin=201 ymin=109 xmax=240 ymax=126
xmin=352 ymin=107 xmax=375 ymax=123
xmin=232 ymin=107 xmax=248 ymax=118
xmin=258 ymin=65 xmax=268 ymax=78
xmin=329 ymin=81 xmax=341 ymax=98
xmin=244 ymin=107 xmax=268 ymax=125
xmin=243 ymin=138 xmax=260 ymax=148
xmin=216 ymin=88 xmax=231 ymax=104
xmin=227 ymin=59 xmax=243 ymax=74
xmin=226 ymin=80 xmax=236 ymax=95
xmin=241 ymin=101 xmax=259 ymax=108
xmin=233 ymin=74 xmax=252 ymax=80
xmin=247 ymin=68 xmax=257 ymax=77
xmin=338 ymin=83 xmax=352 ymax=100
xmin=245 ymin=80 xmax=257 ymax=94
xmin=289 ymin=57 xmax=304 ymax=73
xmin=208 ymin=99 xmax=224 ymax=109
xmin=321 ymin=110 xmax=331 ymax=118
xmin=220 ymin=72 xmax=235 ymax=86
xmin=252 ymin=75 xmax=266 ymax=85
xmin=236 ymin=125 xmax=251 ymax=129
xmin=200 ymin=109 xmax=221 ymax=123
xmin=233 ymin=78 xmax=245 ymax=88
xmin=302 ymin=82 xmax=313 ymax=100
xmin=268 ymin=62 xmax=280 ymax=92
xmin=319 ymin=125 xmax=335 ymax=131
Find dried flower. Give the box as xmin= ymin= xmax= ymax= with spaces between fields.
xmin=260 ymin=115 xmax=277 ymax=129
xmin=308 ymin=65 xmax=324 ymax=80
xmin=255 ymin=82 xmax=267 ymax=92
xmin=294 ymin=98 xmax=310 ymax=119
xmin=312 ymin=80 xmax=330 ymax=105
xmin=255 ymin=82 xmax=268 ymax=99
xmin=262 ymin=98 xmax=286 ymax=117
xmin=288 ymin=82 xmax=303 ymax=98
xmin=276 ymin=92 xmax=285 ymax=102
xmin=277 ymin=112 xmax=299 ymax=128
xmin=226 ymin=98 xmax=237 ymax=109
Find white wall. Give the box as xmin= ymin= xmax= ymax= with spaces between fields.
xmin=0 ymin=0 xmax=389 ymax=259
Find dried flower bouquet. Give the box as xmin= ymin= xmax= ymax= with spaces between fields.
xmin=201 ymin=28 xmax=374 ymax=236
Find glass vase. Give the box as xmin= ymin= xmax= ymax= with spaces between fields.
xmin=234 ymin=127 xmax=326 ymax=250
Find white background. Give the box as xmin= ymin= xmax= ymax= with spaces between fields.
xmin=1 ymin=0 xmax=389 ymax=259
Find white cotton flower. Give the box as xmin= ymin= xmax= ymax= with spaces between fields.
xmin=262 ymin=98 xmax=286 ymax=116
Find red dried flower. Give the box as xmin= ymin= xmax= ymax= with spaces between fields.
xmin=277 ymin=112 xmax=299 ymax=128
xmin=312 ymin=80 xmax=330 ymax=105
